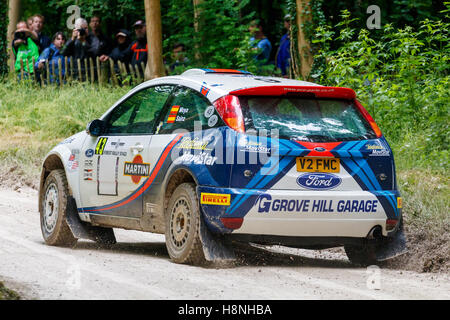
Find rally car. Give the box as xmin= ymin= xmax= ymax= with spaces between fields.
xmin=39 ymin=68 xmax=407 ymax=266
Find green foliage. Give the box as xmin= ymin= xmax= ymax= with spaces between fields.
xmin=312 ymin=8 xmax=450 ymax=171
xmin=0 ymin=0 xmax=8 ymax=77
xmin=162 ymin=0 xmax=264 ymax=74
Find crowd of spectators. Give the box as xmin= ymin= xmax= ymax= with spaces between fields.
xmin=11 ymin=14 xmax=153 ymax=83
xmin=11 ymin=13 xmax=292 ymax=83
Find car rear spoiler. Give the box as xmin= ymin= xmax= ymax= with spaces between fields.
xmin=229 ymin=86 xmax=356 ymax=99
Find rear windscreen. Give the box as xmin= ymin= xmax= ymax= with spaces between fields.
xmin=239 ymin=96 xmax=377 ymax=142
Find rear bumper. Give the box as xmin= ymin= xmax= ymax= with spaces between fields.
xmin=198 ymin=186 xmax=401 ymax=238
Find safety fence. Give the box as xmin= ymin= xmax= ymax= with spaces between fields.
xmin=16 ymin=56 xmax=148 ymax=86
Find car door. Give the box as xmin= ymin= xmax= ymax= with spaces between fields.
xmin=78 ymin=85 xmax=174 ymax=218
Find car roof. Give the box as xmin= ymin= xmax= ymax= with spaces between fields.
xmin=140 ymin=68 xmax=322 ymax=102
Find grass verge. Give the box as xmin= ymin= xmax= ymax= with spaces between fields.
xmin=0 ymin=282 xmax=20 ymax=300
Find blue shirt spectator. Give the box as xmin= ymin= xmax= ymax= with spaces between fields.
xmin=276 ymin=15 xmax=292 ymax=76
xmin=35 ymin=32 xmax=69 ymax=83
xmin=251 ymin=37 xmax=272 ymax=64
xmin=276 ymin=33 xmax=290 ymax=76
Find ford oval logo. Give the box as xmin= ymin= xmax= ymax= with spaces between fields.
xmin=297 ymin=173 xmax=342 ymax=190
xmin=314 ymin=147 xmax=326 ymax=152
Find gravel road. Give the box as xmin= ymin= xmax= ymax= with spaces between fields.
xmin=0 ymin=187 xmax=449 ymax=300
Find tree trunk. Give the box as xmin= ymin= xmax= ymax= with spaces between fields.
xmin=144 ymin=0 xmax=165 ymax=80
xmin=7 ymin=0 xmax=21 ymax=72
xmin=296 ymin=0 xmax=313 ymax=79
xmin=193 ymin=0 xmax=203 ymax=62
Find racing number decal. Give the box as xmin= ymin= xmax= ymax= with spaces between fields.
xmin=95 ymin=137 xmax=108 ymax=155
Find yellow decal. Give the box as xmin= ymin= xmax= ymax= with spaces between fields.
xmin=95 ymin=137 xmax=108 ymax=155
xmin=397 ymin=197 xmax=402 ymax=209
xmin=200 ymin=193 xmax=231 ymax=206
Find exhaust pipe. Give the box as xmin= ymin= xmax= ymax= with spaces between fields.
xmin=367 ymin=226 xmax=383 ymax=240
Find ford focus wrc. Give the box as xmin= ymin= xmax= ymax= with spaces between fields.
xmin=39 ymin=68 xmax=407 ymax=265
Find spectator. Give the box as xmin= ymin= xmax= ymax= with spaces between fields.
xmin=169 ymin=43 xmax=189 ymax=72
xmin=61 ymin=18 xmax=92 ymax=79
xmin=87 ymin=15 xmax=111 ymax=62
xmin=275 ymin=14 xmax=291 ymax=77
xmin=108 ymin=29 xmax=132 ymax=64
xmin=30 ymin=14 xmax=51 ymax=52
xmin=129 ymin=20 xmax=148 ymax=74
xmin=35 ymin=32 xmax=69 ymax=84
xmin=26 ymin=16 xmax=34 ymax=29
xmin=11 ymin=21 xmax=40 ymax=79
xmin=249 ymin=20 xmax=272 ymax=65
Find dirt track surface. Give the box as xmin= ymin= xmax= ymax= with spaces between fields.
xmin=1 ymin=187 xmax=449 ymax=300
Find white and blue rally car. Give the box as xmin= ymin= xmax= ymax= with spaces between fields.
xmin=39 ymin=68 xmax=407 ymax=265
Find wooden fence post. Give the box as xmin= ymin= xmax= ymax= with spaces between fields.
xmin=89 ymin=58 xmax=95 ymax=84
xmin=109 ymin=59 xmax=118 ymax=86
xmin=58 ymin=59 xmax=63 ymax=87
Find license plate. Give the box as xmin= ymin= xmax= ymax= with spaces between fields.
xmin=296 ymin=157 xmax=340 ymax=173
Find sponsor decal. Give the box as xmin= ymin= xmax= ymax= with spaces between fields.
xmin=83 ymin=169 xmax=93 ymax=181
xmin=176 ymin=137 xmax=212 ymax=151
xmin=179 ymin=152 xmax=217 ymax=166
xmin=207 ymin=115 xmax=218 ymax=127
xmin=255 ymin=194 xmax=378 ymax=213
xmin=85 ymin=149 xmax=94 ymax=158
xmin=84 ymin=159 xmax=94 ymax=167
xmin=241 ymin=141 xmax=271 ymax=153
xmin=145 ymin=203 xmax=160 ymax=214
xmin=67 ymin=154 xmax=79 ymax=171
xmin=366 ymin=144 xmax=384 ymax=150
xmin=71 ymin=149 xmax=80 ymax=154
xmin=200 ymin=82 xmax=210 ymax=97
xmin=200 ymin=193 xmax=231 ymax=206
xmin=124 ymin=154 xmax=150 ymax=184
xmin=95 ymin=137 xmax=108 ymax=155
xmin=103 ymin=150 xmax=128 ymax=157
xmin=58 ymin=137 xmax=75 ymax=145
xmin=204 ymin=105 xmax=215 ymax=118
xmin=297 ymin=173 xmax=342 ymax=190
xmin=369 ymin=149 xmax=390 ymax=157
xmin=397 ymin=197 xmax=402 ymax=209
xmin=111 ymin=139 xmax=125 ymax=149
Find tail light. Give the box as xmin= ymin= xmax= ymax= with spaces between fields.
xmin=355 ymin=100 xmax=382 ymax=138
xmin=386 ymin=219 xmax=398 ymax=231
xmin=213 ymin=95 xmax=245 ymax=133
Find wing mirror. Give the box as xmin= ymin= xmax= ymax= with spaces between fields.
xmin=86 ymin=119 xmax=106 ymax=137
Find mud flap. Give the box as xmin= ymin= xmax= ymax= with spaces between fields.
xmin=375 ymin=224 xmax=408 ymax=261
xmin=199 ymin=218 xmax=235 ymax=262
xmin=66 ymin=197 xmax=117 ymax=245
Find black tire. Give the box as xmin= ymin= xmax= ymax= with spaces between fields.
xmin=344 ymin=243 xmax=378 ymax=266
xmin=164 ymin=183 xmax=206 ymax=265
xmin=40 ymin=169 xmax=77 ymax=247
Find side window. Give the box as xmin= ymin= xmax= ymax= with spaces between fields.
xmin=105 ymin=85 xmax=173 ymax=135
xmin=157 ymin=86 xmax=223 ymax=134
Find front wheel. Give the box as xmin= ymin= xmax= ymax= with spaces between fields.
xmin=40 ymin=169 xmax=77 ymax=246
xmin=164 ymin=183 xmax=206 ymax=265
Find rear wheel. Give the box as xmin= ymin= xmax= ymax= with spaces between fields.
xmin=40 ymin=169 xmax=77 ymax=246
xmin=165 ymin=183 xmax=206 ymax=265
xmin=344 ymin=243 xmax=377 ymax=266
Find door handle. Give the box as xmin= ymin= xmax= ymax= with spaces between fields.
xmin=130 ymin=144 xmax=144 ymax=153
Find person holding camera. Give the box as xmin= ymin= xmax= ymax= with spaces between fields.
xmin=61 ymin=18 xmax=92 ymax=80
xmin=12 ymin=21 xmax=40 ymax=79
xmin=35 ymin=32 xmax=68 ymax=84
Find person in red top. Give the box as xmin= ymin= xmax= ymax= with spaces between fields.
xmin=128 ymin=20 xmax=148 ymax=74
